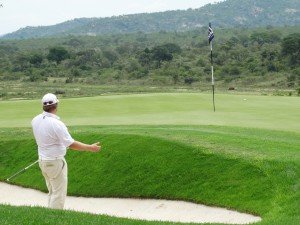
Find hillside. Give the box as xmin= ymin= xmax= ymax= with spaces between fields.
xmin=2 ymin=0 xmax=299 ymax=39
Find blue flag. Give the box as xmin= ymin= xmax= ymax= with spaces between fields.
xmin=208 ymin=23 xmax=214 ymax=44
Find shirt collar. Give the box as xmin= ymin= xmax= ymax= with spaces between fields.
xmin=42 ymin=111 xmax=60 ymax=120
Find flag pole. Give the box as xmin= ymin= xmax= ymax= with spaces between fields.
xmin=208 ymin=23 xmax=215 ymax=112
xmin=211 ymin=41 xmax=215 ymax=112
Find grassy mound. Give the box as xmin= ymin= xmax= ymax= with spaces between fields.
xmin=0 ymin=125 xmax=299 ymax=225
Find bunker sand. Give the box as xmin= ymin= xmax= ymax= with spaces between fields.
xmin=0 ymin=182 xmax=261 ymax=224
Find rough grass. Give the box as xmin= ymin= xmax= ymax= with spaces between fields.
xmin=0 ymin=125 xmax=299 ymax=225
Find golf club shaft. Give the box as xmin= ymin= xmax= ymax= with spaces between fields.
xmin=6 ymin=160 xmax=39 ymax=181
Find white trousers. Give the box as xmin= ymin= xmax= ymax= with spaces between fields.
xmin=39 ymin=158 xmax=67 ymax=209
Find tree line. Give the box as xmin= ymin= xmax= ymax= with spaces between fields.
xmin=0 ymin=26 xmax=299 ymax=90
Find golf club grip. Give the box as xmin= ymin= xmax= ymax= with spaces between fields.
xmin=25 ymin=160 xmax=39 ymax=170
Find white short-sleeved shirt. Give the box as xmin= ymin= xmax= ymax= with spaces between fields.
xmin=31 ymin=111 xmax=74 ymax=160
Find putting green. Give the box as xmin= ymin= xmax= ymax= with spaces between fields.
xmin=0 ymin=93 xmax=299 ymax=132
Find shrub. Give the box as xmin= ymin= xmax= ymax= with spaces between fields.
xmin=29 ymin=54 xmax=44 ymax=66
xmin=184 ymin=77 xmax=195 ymax=85
xmin=47 ymin=47 xmax=70 ymax=64
xmin=54 ymin=90 xmax=66 ymax=95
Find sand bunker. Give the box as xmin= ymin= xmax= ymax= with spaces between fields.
xmin=0 ymin=182 xmax=261 ymax=224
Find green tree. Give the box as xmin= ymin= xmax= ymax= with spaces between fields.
xmin=29 ymin=53 xmax=43 ymax=66
xmin=47 ymin=47 xmax=70 ymax=64
xmin=102 ymin=50 xmax=119 ymax=66
xmin=161 ymin=43 xmax=182 ymax=54
xmin=12 ymin=54 xmax=30 ymax=72
xmin=250 ymin=31 xmax=280 ymax=46
xmin=151 ymin=46 xmax=173 ymax=68
xmin=281 ymin=33 xmax=300 ymax=66
xmin=138 ymin=49 xmax=151 ymax=67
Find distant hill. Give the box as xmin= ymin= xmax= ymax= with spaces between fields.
xmin=2 ymin=0 xmax=299 ymax=39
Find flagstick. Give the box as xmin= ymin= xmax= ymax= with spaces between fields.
xmin=210 ymin=41 xmax=215 ymax=112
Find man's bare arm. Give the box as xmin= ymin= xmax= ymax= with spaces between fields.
xmin=69 ymin=141 xmax=100 ymax=152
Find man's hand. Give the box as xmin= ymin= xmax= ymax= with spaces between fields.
xmin=90 ymin=142 xmax=101 ymax=152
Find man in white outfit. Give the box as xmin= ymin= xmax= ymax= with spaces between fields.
xmin=32 ymin=93 xmax=100 ymax=209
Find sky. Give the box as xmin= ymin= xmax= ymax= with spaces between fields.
xmin=0 ymin=0 xmax=221 ymax=36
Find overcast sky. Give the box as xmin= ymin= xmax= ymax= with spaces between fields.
xmin=0 ymin=0 xmax=222 ymax=35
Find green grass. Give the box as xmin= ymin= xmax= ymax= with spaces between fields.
xmin=0 ymin=93 xmax=299 ymax=132
xmin=0 ymin=93 xmax=299 ymax=225
xmin=0 ymin=204 xmax=185 ymax=225
xmin=0 ymin=126 xmax=299 ymax=225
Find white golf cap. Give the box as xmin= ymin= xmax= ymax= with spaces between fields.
xmin=42 ymin=93 xmax=59 ymax=106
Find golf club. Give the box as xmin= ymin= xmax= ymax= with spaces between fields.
xmin=6 ymin=160 xmax=39 ymax=182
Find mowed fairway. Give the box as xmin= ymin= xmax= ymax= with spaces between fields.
xmin=0 ymin=93 xmax=299 ymax=225
xmin=0 ymin=93 xmax=299 ymax=132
